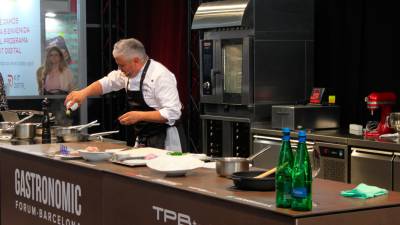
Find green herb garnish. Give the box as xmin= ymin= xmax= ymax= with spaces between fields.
xmin=167 ymin=151 xmax=185 ymax=156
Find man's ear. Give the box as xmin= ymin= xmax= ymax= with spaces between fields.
xmin=132 ymin=57 xmax=140 ymax=64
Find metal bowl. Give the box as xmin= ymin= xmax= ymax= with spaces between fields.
xmin=389 ymin=113 xmax=400 ymax=132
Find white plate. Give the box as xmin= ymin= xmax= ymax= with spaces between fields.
xmin=146 ymin=155 xmax=204 ymax=176
xmin=104 ymin=148 xmax=130 ymax=153
xmin=78 ymin=150 xmax=113 ymax=162
xmin=121 ymin=159 xmax=148 ymax=166
xmin=113 ymin=147 xmax=168 ymax=161
xmin=110 ymin=158 xmax=148 ymax=167
xmin=188 ymin=153 xmax=211 ymax=161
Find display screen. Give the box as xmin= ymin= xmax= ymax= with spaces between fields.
xmin=0 ymin=0 xmax=80 ymax=97
xmin=0 ymin=0 xmax=42 ymax=96
xmin=222 ymin=41 xmax=242 ymax=94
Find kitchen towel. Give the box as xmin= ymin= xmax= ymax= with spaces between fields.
xmin=340 ymin=183 xmax=388 ymax=199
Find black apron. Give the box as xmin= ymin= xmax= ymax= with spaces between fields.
xmin=125 ymin=59 xmax=169 ymax=148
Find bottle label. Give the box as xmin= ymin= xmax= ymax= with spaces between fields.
xmin=292 ymin=187 xmax=308 ymax=198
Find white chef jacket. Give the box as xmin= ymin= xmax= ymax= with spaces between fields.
xmin=98 ymin=59 xmax=182 ymax=151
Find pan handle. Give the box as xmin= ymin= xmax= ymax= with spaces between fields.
xmin=89 ymin=130 xmax=119 ymax=137
xmin=246 ymin=145 xmax=271 ymax=161
xmin=14 ymin=113 xmax=35 ymax=125
xmin=77 ymin=120 xmax=99 ymax=131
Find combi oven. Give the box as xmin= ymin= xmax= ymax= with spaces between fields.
xmin=193 ymin=0 xmax=314 ymax=156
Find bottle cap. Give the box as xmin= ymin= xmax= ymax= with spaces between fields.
xmin=66 ymin=101 xmax=79 ymax=111
xmin=282 ymin=128 xmax=290 ymax=140
xmin=298 ymin=130 xmax=306 ymax=137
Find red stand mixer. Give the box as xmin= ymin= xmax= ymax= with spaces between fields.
xmin=364 ymin=92 xmax=397 ymax=137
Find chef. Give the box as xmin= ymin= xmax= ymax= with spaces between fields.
xmin=65 ymin=38 xmax=182 ymax=150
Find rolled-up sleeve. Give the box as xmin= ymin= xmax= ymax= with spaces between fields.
xmin=154 ymin=73 xmax=182 ymax=125
xmin=98 ymin=70 xmax=126 ymax=94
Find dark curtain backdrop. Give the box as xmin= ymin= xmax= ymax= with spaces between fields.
xmin=125 ymin=0 xmax=188 ymax=115
xmin=315 ymin=0 xmax=396 ymax=127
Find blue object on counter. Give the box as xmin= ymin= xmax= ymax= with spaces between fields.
xmin=340 ymin=183 xmax=388 ymax=199
xmin=60 ymin=145 xmax=69 ymax=155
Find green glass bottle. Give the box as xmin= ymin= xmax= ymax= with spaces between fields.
xmin=275 ymin=128 xmax=294 ymax=208
xmin=291 ymin=130 xmax=312 ymax=211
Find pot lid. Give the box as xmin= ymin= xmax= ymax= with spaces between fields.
xmin=191 ymin=0 xmax=252 ymax=30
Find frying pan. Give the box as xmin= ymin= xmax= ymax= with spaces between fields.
xmin=231 ymin=171 xmax=275 ymax=191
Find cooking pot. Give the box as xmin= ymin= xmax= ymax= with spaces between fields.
xmin=1 ymin=114 xmax=36 ymax=139
xmin=231 ymin=171 xmax=275 ymax=191
xmin=57 ymin=130 xmax=119 ymax=142
xmin=14 ymin=123 xmax=37 ymax=139
xmin=215 ymin=146 xmax=271 ymax=177
xmin=35 ymin=125 xmax=61 ymax=137
xmin=0 ymin=122 xmax=15 ymax=135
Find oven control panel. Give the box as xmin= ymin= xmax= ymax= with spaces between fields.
xmin=201 ymin=40 xmax=213 ymax=95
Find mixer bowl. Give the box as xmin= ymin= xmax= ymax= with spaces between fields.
xmin=389 ymin=113 xmax=400 ymax=133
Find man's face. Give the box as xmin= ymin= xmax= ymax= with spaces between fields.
xmin=114 ymin=55 xmax=140 ymax=77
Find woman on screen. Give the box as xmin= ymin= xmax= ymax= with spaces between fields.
xmin=38 ymin=46 xmax=74 ymax=95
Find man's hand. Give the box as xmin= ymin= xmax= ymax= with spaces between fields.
xmin=64 ymin=90 xmax=86 ymax=109
xmin=118 ymin=111 xmax=144 ymax=125
xmin=64 ymin=81 xmax=103 ymax=109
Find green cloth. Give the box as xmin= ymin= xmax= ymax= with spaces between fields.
xmin=340 ymin=183 xmax=388 ymax=199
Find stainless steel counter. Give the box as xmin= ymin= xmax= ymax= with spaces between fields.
xmin=251 ymin=122 xmax=400 ymax=153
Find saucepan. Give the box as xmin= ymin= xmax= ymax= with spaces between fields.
xmin=54 ymin=120 xmax=100 ymax=140
xmin=0 ymin=122 xmax=15 ymax=135
xmin=215 ymin=146 xmax=271 ymax=177
xmin=14 ymin=123 xmax=38 ymax=139
xmin=0 ymin=113 xmax=35 ymax=133
xmin=57 ymin=130 xmax=119 ymax=142
xmin=35 ymin=125 xmax=61 ymax=137
xmin=0 ymin=114 xmax=36 ymax=139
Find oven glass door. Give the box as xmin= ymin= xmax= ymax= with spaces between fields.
xmin=222 ymin=39 xmax=242 ymax=103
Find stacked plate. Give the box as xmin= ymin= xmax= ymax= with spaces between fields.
xmin=146 ymin=155 xmax=204 ymax=176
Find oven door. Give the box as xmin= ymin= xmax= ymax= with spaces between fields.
xmin=221 ymin=38 xmax=252 ymax=105
xmin=200 ymin=33 xmax=252 ymax=105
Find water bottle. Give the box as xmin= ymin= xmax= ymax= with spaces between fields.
xmin=65 ymin=100 xmax=78 ymax=116
xmin=275 ymin=127 xmax=294 ymax=208
xmin=41 ymin=98 xmax=51 ymax=144
xmin=291 ymin=130 xmax=312 ymax=211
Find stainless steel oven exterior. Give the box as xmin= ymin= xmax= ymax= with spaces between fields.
xmin=193 ymin=0 xmax=314 ymax=156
